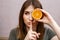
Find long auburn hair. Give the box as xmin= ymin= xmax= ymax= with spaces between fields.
xmin=17 ymin=0 xmax=45 ymax=40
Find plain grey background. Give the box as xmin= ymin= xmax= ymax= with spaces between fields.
xmin=0 ymin=0 xmax=60 ymax=37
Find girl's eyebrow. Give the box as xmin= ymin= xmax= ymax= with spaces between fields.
xmin=25 ymin=10 xmax=32 ymax=13
xmin=24 ymin=11 xmax=30 ymax=13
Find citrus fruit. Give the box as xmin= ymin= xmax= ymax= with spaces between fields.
xmin=32 ymin=8 xmax=42 ymax=20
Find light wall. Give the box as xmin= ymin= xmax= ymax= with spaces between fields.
xmin=0 ymin=0 xmax=60 ymax=37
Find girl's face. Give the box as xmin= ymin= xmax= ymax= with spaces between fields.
xmin=23 ymin=5 xmax=38 ymax=29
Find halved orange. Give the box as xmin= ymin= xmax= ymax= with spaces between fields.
xmin=32 ymin=8 xmax=42 ymax=20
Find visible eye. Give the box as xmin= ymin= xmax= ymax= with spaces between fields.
xmin=24 ymin=11 xmax=30 ymax=15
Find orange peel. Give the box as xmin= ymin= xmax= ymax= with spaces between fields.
xmin=32 ymin=8 xmax=42 ymax=20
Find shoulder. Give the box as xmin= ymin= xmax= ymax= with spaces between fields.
xmin=44 ymin=27 xmax=56 ymax=40
xmin=10 ymin=28 xmax=17 ymax=34
xmin=10 ymin=26 xmax=19 ymax=35
xmin=8 ymin=28 xmax=18 ymax=40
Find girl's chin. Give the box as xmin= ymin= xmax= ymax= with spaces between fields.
xmin=27 ymin=25 xmax=31 ymax=28
xmin=26 ymin=25 xmax=30 ymax=28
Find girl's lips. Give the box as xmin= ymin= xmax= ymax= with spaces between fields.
xmin=28 ymin=21 xmax=35 ymax=25
xmin=28 ymin=22 xmax=32 ymax=25
xmin=28 ymin=20 xmax=37 ymax=25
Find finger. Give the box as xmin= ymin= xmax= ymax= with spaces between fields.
xmin=30 ymin=35 xmax=37 ymax=40
xmin=31 ymin=34 xmax=36 ymax=38
xmin=40 ymin=9 xmax=54 ymax=20
xmin=34 ymin=33 xmax=40 ymax=38
xmin=29 ymin=22 xmax=32 ymax=31
xmin=30 ymin=37 xmax=34 ymax=40
xmin=32 ymin=32 xmax=40 ymax=38
xmin=40 ymin=9 xmax=49 ymax=15
xmin=36 ymin=19 xmax=44 ymax=23
xmin=37 ymin=33 xmax=40 ymax=38
xmin=40 ymin=9 xmax=52 ymax=18
xmin=38 ymin=19 xmax=43 ymax=22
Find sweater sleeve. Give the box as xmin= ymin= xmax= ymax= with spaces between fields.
xmin=47 ymin=29 xmax=56 ymax=40
xmin=8 ymin=29 xmax=17 ymax=40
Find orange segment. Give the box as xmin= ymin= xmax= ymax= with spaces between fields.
xmin=32 ymin=8 xmax=42 ymax=20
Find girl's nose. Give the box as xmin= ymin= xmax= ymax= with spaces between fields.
xmin=29 ymin=14 xmax=34 ymax=21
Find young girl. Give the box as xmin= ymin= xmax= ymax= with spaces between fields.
xmin=9 ymin=0 xmax=60 ymax=40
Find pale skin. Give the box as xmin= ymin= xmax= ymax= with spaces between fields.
xmin=38 ymin=9 xmax=60 ymax=40
xmin=23 ymin=5 xmax=60 ymax=40
xmin=23 ymin=5 xmax=40 ymax=40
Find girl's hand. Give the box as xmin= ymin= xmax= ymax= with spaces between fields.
xmin=37 ymin=9 xmax=54 ymax=25
xmin=34 ymin=9 xmax=60 ymax=40
xmin=24 ymin=23 xmax=40 ymax=40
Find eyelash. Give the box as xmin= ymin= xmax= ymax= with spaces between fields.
xmin=24 ymin=12 xmax=30 ymax=15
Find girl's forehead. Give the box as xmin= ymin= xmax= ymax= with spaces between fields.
xmin=25 ymin=5 xmax=34 ymax=12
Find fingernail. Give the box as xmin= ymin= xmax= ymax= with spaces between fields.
xmin=38 ymin=33 xmax=40 ymax=35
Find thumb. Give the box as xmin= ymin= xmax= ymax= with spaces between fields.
xmin=37 ymin=19 xmax=44 ymax=23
